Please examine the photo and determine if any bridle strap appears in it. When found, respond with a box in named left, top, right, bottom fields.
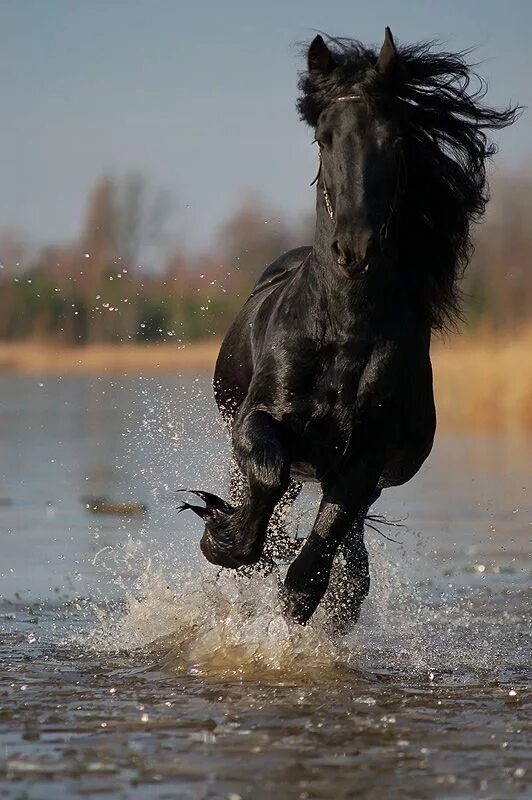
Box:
left=333, top=94, right=363, bottom=103
left=321, top=161, right=335, bottom=222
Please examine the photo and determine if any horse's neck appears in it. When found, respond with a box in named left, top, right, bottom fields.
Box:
left=305, top=198, right=409, bottom=339
left=307, top=203, right=374, bottom=328
left=311, top=199, right=335, bottom=274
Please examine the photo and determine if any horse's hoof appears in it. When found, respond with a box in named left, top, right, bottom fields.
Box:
left=281, top=588, right=316, bottom=625
left=177, top=489, right=263, bottom=570
left=282, top=572, right=328, bottom=625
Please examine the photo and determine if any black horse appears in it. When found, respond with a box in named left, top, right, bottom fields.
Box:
left=179, top=28, right=517, bottom=631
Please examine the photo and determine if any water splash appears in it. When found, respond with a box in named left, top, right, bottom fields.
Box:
left=75, top=376, right=530, bottom=684
left=82, top=540, right=337, bottom=679
left=77, top=528, right=530, bottom=685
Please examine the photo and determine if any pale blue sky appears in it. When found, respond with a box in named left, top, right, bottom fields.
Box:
left=1, top=0, right=530, bottom=261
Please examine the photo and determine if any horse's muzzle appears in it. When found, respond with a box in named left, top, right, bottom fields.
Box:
left=332, top=231, right=374, bottom=273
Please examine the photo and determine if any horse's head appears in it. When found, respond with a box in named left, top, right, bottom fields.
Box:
left=305, top=28, right=404, bottom=274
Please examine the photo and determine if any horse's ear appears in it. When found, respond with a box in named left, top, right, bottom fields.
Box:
left=375, top=26, right=399, bottom=76
left=308, top=35, right=336, bottom=75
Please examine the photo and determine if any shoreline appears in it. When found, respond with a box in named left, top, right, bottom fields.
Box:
left=0, top=340, right=220, bottom=375
left=1, top=330, right=531, bottom=432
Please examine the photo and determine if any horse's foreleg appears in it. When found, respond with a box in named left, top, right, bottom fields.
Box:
left=283, top=499, right=357, bottom=624
left=192, top=410, right=291, bottom=569
left=283, top=472, right=380, bottom=625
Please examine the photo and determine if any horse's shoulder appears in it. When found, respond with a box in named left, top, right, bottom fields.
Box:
left=251, top=246, right=312, bottom=296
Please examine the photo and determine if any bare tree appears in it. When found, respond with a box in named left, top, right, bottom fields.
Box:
left=112, top=173, right=171, bottom=270
left=0, top=228, right=31, bottom=275
left=218, top=195, right=299, bottom=288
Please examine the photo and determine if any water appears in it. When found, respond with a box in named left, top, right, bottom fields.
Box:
left=0, top=373, right=530, bottom=799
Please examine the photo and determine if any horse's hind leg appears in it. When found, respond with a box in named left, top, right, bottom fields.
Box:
left=282, top=463, right=382, bottom=624
left=322, top=508, right=370, bottom=637
left=188, top=409, right=291, bottom=569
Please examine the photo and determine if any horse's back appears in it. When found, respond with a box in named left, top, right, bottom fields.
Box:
left=250, top=246, right=312, bottom=296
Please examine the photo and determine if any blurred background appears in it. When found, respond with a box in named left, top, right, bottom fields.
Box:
left=0, top=0, right=531, bottom=350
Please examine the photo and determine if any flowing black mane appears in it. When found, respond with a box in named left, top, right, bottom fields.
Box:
left=297, top=35, right=519, bottom=329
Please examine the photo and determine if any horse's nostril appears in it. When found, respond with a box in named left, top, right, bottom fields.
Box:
left=332, top=239, right=350, bottom=266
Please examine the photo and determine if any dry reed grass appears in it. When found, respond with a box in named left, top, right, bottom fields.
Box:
left=432, top=326, right=532, bottom=432
left=0, top=340, right=220, bottom=375
left=0, top=328, right=531, bottom=432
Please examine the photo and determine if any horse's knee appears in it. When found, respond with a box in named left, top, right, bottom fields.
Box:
left=234, top=409, right=290, bottom=495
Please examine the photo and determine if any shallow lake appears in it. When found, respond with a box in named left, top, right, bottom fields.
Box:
left=0, top=373, right=530, bottom=799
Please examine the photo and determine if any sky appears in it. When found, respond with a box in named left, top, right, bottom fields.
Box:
left=1, top=0, right=531, bottom=264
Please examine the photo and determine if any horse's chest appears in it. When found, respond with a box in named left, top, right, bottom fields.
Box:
left=282, top=339, right=393, bottom=453
left=291, top=381, right=358, bottom=463
left=290, top=407, right=353, bottom=483
left=310, top=364, right=361, bottom=420
left=288, top=348, right=394, bottom=456
left=306, top=401, right=354, bottom=448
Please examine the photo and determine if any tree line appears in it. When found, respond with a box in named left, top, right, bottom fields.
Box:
left=0, top=171, right=530, bottom=345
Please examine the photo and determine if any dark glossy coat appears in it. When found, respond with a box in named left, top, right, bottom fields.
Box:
left=179, top=28, right=517, bottom=626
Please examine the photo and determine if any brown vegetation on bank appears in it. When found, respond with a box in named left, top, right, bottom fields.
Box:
left=0, top=174, right=312, bottom=346
left=432, top=326, right=532, bottom=432
left=0, top=340, right=220, bottom=375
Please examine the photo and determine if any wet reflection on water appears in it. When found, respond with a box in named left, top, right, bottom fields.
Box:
left=0, top=374, right=530, bottom=798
